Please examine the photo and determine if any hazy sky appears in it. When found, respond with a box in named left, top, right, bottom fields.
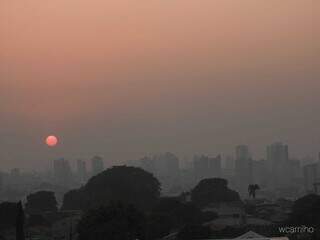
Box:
left=0, top=0, right=318, bottom=170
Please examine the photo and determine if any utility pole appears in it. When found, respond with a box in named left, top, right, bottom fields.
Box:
left=16, top=201, right=25, bottom=240
left=69, top=217, right=73, bottom=240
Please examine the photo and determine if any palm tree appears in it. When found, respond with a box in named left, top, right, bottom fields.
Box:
left=248, top=184, right=260, bottom=199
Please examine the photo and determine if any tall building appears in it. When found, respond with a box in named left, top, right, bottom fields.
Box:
left=303, top=154, right=320, bottom=193
left=252, top=159, right=268, bottom=187
left=303, top=163, right=319, bottom=193
left=157, top=152, right=180, bottom=177
left=77, top=159, right=87, bottom=183
left=53, top=158, right=73, bottom=187
left=266, top=142, right=289, bottom=188
left=139, top=156, right=156, bottom=175
left=236, top=145, right=251, bottom=161
left=193, top=154, right=221, bottom=182
left=209, top=155, right=222, bottom=178
left=267, top=142, right=289, bottom=169
left=91, top=156, right=104, bottom=176
left=289, top=159, right=302, bottom=181
left=224, top=156, right=235, bottom=171
left=235, top=145, right=253, bottom=194
left=221, top=156, right=234, bottom=182
left=152, top=152, right=181, bottom=194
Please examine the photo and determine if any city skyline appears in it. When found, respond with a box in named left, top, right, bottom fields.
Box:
left=0, top=141, right=319, bottom=171
left=1, top=0, right=318, bottom=170
left=1, top=142, right=319, bottom=172
left=0, top=1, right=318, bottom=239
left=2, top=145, right=319, bottom=198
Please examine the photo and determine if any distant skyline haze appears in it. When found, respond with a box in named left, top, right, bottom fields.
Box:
left=0, top=0, right=318, bottom=170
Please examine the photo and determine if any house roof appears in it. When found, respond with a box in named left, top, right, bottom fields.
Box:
left=236, top=231, right=265, bottom=238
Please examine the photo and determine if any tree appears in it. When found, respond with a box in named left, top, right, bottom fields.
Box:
left=147, top=197, right=209, bottom=239
left=0, top=202, right=17, bottom=230
left=27, top=214, right=50, bottom=227
left=61, top=189, right=85, bottom=211
left=16, top=201, right=25, bottom=240
left=289, top=194, right=320, bottom=226
left=152, top=198, right=203, bottom=226
left=248, top=184, right=260, bottom=198
left=191, top=178, right=240, bottom=208
left=146, top=213, right=175, bottom=240
left=62, top=166, right=161, bottom=211
left=77, top=202, right=146, bottom=240
left=148, top=197, right=217, bottom=239
left=25, top=191, right=58, bottom=214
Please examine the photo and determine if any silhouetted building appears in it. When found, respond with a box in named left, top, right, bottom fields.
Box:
left=155, top=152, right=180, bottom=177
left=252, top=159, right=268, bottom=188
left=91, top=156, right=104, bottom=176
left=267, top=142, right=290, bottom=188
left=224, top=156, right=235, bottom=171
left=288, top=159, right=302, bottom=181
left=303, top=163, right=319, bottom=193
left=236, top=145, right=250, bottom=161
left=77, top=159, right=87, bottom=183
left=129, top=153, right=182, bottom=194
left=53, top=158, right=73, bottom=187
left=221, top=156, right=234, bottom=184
left=303, top=155, right=320, bottom=193
left=235, top=145, right=253, bottom=194
left=193, top=154, right=221, bottom=182
left=153, top=152, right=181, bottom=194
left=209, top=155, right=222, bottom=177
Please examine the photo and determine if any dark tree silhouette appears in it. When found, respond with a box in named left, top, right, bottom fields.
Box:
left=25, top=191, right=58, bottom=214
left=147, top=197, right=211, bottom=239
left=16, top=201, right=25, bottom=240
left=191, top=178, right=240, bottom=207
left=289, top=194, right=320, bottom=226
left=147, top=213, right=175, bottom=240
left=0, top=202, right=17, bottom=230
left=62, top=166, right=161, bottom=211
left=248, top=184, right=260, bottom=198
left=77, top=202, right=146, bottom=240
left=61, top=189, right=85, bottom=210
left=152, top=197, right=209, bottom=226
left=27, top=214, right=50, bottom=227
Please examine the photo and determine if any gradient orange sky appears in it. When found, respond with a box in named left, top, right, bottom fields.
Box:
left=0, top=0, right=318, bottom=170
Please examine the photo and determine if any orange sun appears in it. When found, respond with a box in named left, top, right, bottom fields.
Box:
left=46, top=135, right=58, bottom=147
